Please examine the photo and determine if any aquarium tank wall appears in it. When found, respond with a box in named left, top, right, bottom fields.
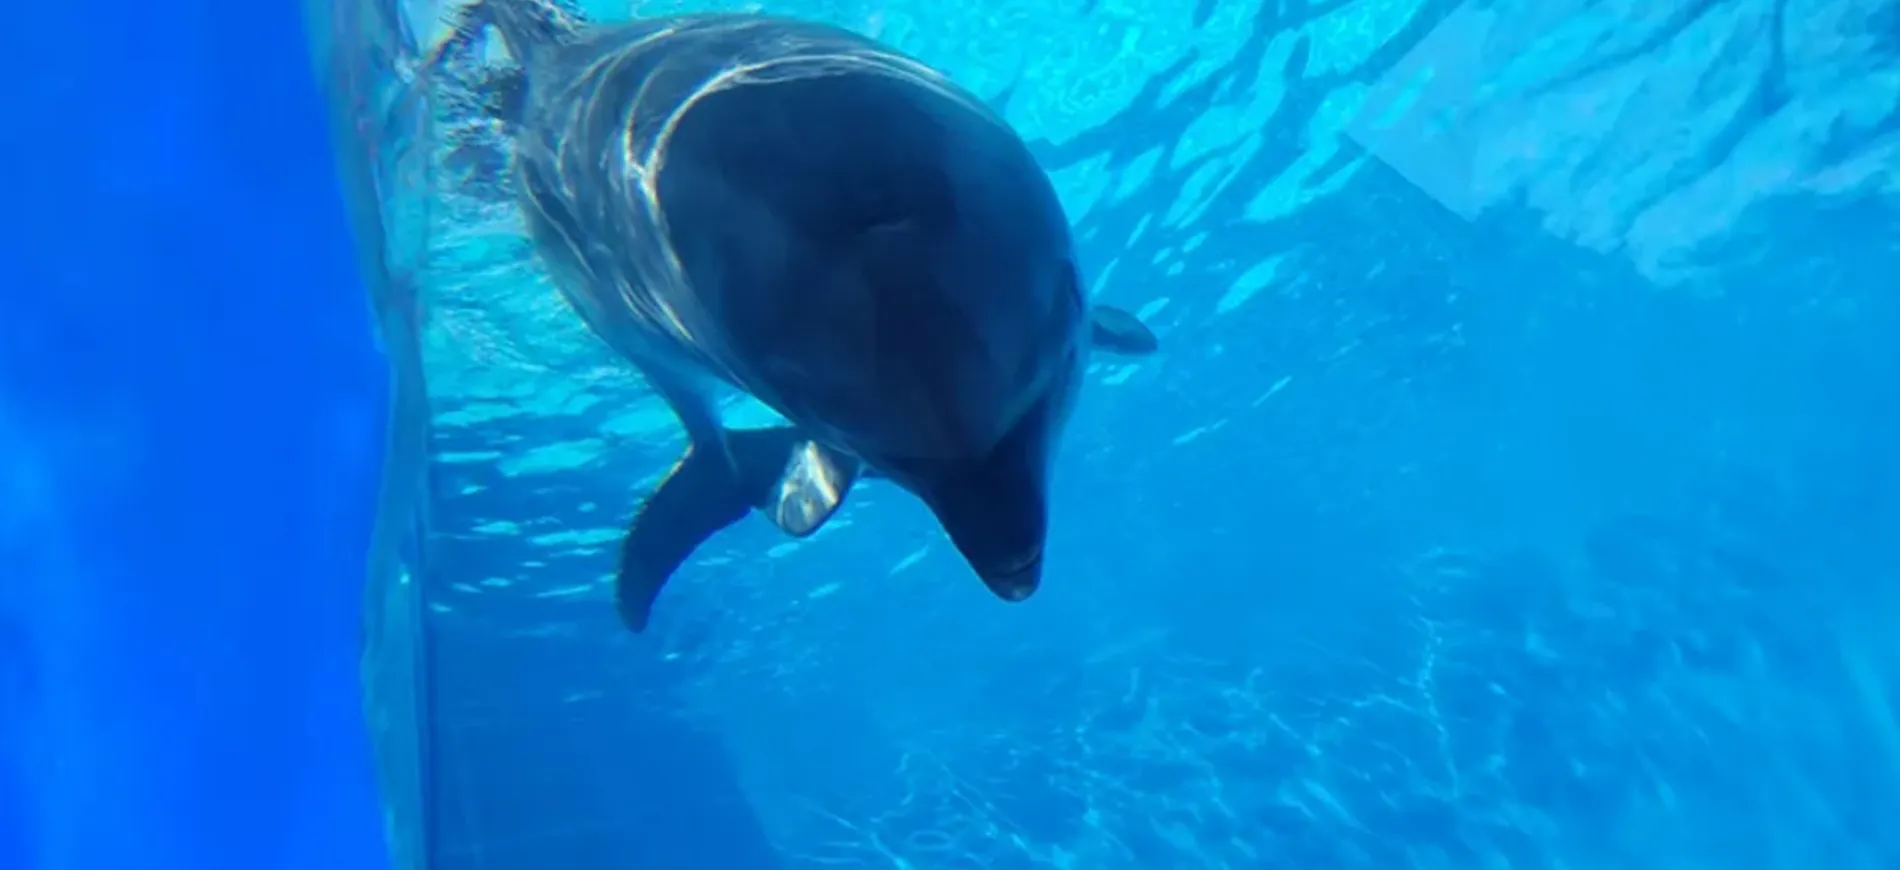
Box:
left=310, top=0, right=1900, bottom=867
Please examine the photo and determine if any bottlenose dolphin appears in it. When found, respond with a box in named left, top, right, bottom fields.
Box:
left=451, top=1, right=1160, bottom=632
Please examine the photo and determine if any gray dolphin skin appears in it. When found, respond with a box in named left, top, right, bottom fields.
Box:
left=451, top=0, right=1160, bottom=632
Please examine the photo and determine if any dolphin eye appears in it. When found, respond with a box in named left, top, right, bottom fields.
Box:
left=840, top=166, right=956, bottom=237
left=846, top=182, right=909, bottom=232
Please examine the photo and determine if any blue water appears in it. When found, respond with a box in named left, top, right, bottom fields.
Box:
left=5, top=2, right=390, bottom=868
left=8, top=0, right=1900, bottom=869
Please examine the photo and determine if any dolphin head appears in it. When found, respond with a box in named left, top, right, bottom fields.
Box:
left=843, top=222, right=1086, bottom=604
left=833, top=166, right=1086, bottom=605
left=653, top=59, right=1092, bottom=600
left=888, top=377, right=1076, bottom=601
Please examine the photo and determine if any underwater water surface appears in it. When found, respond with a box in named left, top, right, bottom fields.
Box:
left=308, top=0, right=1900, bottom=868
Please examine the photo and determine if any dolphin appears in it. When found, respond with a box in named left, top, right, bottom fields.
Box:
left=449, top=1, right=1160, bottom=632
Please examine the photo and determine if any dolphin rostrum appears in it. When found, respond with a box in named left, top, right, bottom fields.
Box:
left=447, top=1, right=1160, bottom=631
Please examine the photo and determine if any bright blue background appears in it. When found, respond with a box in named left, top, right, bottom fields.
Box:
left=2, top=1, right=389, bottom=868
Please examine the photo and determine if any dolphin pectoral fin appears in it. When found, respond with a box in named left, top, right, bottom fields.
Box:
left=770, top=443, right=862, bottom=537
left=728, top=427, right=862, bottom=538
left=615, top=428, right=861, bottom=631
left=615, top=446, right=752, bottom=634
left=1089, top=305, right=1160, bottom=356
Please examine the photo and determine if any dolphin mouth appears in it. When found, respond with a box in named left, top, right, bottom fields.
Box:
left=983, top=548, right=1044, bottom=602
left=996, top=548, right=1042, bottom=577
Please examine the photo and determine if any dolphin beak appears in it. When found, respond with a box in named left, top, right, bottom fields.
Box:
left=980, top=548, right=1044, bottom=602
left=912, top=392, right=1057, bottom=606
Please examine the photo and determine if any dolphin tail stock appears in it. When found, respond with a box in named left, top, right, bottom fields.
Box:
left=418, top=0, right=583, bottom=131
left=614, top=421, right=863, bottom=634
left=1089, top=305, right=1161, bottom=356
left=446, top=0, right=582, bottom=71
